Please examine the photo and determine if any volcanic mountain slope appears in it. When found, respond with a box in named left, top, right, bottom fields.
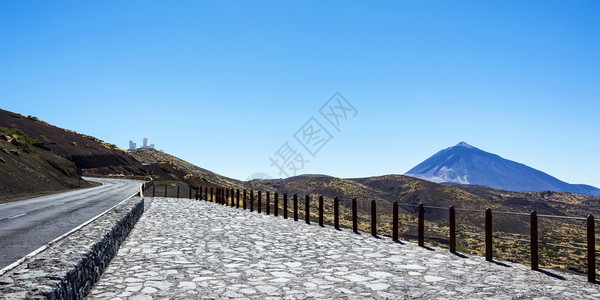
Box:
left=126, top=147, right=600, bottom=236
left=260, top=173, right=600, bottom=232
left=263, top=174, right=505, bottom=210
left=447, top=183, right=600, bottom=218
left=0, top=109, right=138, bottom=169
left=128, top=148, right=268, bottom=191
left=258, top=174, right=530, bottom=232
left=0, top=130, right=96, bottom=203
left=405, top=142, right=600, bottom=196
left=128, top=146, right=600, bottom=221
left=0, top=108, right=143, bottom=201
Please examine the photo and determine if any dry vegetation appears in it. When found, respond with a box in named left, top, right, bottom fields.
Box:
left=128, top=148, right=268, bottom=191
left=128, top=147, right=600, bottom=277
left=206, top=175, right=600, bottom=278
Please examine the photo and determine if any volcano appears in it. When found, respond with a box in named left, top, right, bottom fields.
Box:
left=405, top=142, right=600, bottom=196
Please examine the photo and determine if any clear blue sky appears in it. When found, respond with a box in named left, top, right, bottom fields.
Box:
left=1, top=1, right=599, bottom=187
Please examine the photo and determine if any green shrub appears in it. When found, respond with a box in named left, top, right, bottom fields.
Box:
left=0, top=127, right=41, bottom=145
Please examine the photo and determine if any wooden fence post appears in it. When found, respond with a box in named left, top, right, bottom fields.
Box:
left=283, top=193, right=288, bottom=219
left=236, top=189, right=240, bottom=208
left=258, top=191, right=262, bottom=213
left=250, top=190, right=254, bottom=212
left=164, top=185, right=168, bottom=198
left=293, top=194, right=298, bottom=221
left=152, top=185, right=155, bottom=197
left=449, top=206, right=456, bottom=253
left=485, top=208, right=493, bottom=261
left=334, top=197, right=339, bottom=230
left=530, top=211, right=538, bottom=270
left=371, top=200, right=377, bottom=236
left=588, top=215, right=596, bottom=282
left=305, top=195, right=310, bottom=224
left=418, top=203, right=424, bottom=246
left=319, top=196, right=324, bottom=227
left=393, top=201, right=398, bottom=241
left=266, top=192, right=271, bottom=215
left=352, top=198, right=358, bottom=233
left=243, top=190, right=247, bottom=210
left=274, top=192, right=279, bottom=216
left=177, top=185, right=180, bottom=199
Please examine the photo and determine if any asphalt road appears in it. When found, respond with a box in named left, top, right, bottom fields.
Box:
left=0, top=177, right=143, bottom=270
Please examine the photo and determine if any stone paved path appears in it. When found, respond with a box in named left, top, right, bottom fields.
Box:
left=87, top=198, right=600, bottom=299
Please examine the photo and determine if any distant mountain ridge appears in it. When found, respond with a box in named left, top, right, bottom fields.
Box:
left=405, top=142, right=600, bottom=197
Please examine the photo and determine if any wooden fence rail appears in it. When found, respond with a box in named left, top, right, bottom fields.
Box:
left=149, top=184, right=598, bottom=282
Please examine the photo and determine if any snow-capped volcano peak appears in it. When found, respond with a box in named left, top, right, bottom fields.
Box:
left=405, top=142, right=600, bottom=196
left=454, top=141, right=474, bottom=148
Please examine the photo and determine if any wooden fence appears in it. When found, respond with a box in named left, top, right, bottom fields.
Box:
left=149, top=184, right=597, bottom=282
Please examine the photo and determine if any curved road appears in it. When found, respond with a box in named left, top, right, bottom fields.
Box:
left=0, top=177, right=143, bottom=269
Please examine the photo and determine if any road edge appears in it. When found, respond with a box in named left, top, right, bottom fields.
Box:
left=0, top=180, right=129, bottom=277
left=0, top=194, right=145, bottom=299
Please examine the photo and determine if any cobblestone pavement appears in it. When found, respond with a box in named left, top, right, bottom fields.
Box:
left=87, top=198, right=600, bottom=299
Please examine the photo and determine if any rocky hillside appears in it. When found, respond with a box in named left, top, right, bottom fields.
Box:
left=0, top=108, right=143, bottom=201
left=258, top=174, right=531, bottom=233
left=128, top=148, right=264, bottom=190
left=447, top=183, right=600, bottom=217
left=0, top=129, right=97, bottom=203
left=0, top=109, right=138, bottom=169
left=128, top=147, right=600, bottom=225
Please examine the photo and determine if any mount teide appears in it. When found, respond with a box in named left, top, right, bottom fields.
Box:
left=405, top=142, right=600, bottom=196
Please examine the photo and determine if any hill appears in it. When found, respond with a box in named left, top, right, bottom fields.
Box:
left=447, top=182, right=600, bottom=217
left=259, top=174, right=529, bottom=233
left=0, top=128, right=97, bottom=203
left=0, top=109, right=138, bottom=169
left=0, top=108, right=142, bottom=201
left=103, top=147, right=600, bottom=270
left=127, top=148, right=267, bottom=190
left=405, top=142, right=600, bottom=196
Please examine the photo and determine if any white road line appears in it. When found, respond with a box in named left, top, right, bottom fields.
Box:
left=0, top=180, right=144, bottom=277
left=8, top=213, right=26, bottom=219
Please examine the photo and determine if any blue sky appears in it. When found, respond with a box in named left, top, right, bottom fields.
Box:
left=1, top=1, right=599, bottom=187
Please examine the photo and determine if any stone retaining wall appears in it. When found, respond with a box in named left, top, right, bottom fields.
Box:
left=0, top=197, right=144, bottom=300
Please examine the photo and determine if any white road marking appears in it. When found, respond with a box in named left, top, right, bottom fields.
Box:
left=0, top=179, right=143, bottom=277
left=8, top=213, right=26, bottom=219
